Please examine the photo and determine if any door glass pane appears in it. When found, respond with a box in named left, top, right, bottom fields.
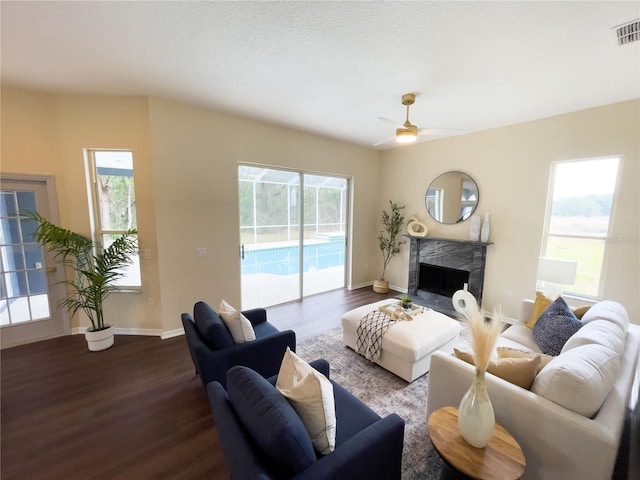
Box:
left=0, top=189, right=51, bottom=326
left=302, top=174, right=347, bottom=296
left=239, top=166, right=301, bottom=309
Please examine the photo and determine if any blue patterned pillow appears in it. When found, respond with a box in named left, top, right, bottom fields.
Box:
left=533, top=297, right=583, bottom=356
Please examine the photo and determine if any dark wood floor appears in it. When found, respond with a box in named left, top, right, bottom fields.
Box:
left=0, top=287, right=398, bottom=480
left=2, top=286, right=637, bottom=479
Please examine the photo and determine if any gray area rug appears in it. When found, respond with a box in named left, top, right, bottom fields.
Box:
left=297, top=327, right=468, bottom=480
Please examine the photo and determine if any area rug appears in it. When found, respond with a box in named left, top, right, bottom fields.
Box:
left=297, top=327, right=470, bottom=480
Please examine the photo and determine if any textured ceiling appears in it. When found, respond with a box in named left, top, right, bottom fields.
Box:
left=1, top=1, right=639, bottom=149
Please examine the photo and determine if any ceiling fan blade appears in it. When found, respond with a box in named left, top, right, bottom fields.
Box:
left=378, top=116, right=403, bottom=128
left=418, top=128, right=466, bottom=137
left=373, top=135, right=395, bottom=147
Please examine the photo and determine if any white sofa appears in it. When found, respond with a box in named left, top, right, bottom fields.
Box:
left=427, top=299, right=640, bottom=480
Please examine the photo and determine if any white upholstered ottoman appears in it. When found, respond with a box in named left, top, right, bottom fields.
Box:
left=341, top=299, right=461, bottom=382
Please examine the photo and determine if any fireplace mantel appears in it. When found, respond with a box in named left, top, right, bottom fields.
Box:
left=407, top=236, right=493, bottom=316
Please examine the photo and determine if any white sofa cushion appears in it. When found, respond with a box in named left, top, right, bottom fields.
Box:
left=561, top=319, right=625, bottom=355
left=531, top=343, right=621, bottom=417
left=499, top=324, right=543, bottom=353
left=582, top=300, right=629, bottom=332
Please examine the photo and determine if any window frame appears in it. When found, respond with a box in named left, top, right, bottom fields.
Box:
left=85, top=148, right=141, bottom=291
left=539, top=156, right=622, bottom=300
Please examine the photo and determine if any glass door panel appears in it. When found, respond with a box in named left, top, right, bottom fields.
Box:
left=0, top=177, right=68, bottom=348
left=302, top=174, right=347, bottom=297
left=239, top=166, right=301, bottom=309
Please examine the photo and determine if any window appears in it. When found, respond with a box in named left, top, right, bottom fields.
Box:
left=540, top=157, right=620, bottom=298
left=86, top=150, right=140, bottom=288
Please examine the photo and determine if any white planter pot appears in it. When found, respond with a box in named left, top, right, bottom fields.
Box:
left=85, top=325, right=115, bottom=352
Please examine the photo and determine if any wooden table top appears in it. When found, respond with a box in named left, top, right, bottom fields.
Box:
left=428, top=406, right=526, bottom=480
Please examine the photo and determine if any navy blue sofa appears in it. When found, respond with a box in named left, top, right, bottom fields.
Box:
left=207, top=360, right=405, bottom=479
left=181, top=301, right=296, bottom=387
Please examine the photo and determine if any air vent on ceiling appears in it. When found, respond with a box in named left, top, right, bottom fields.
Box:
left=616, top=19, right=640, bottom=45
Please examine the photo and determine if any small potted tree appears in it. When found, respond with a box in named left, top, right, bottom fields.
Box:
left=374, top=201, right=405, bottom=293
left=27, top=211, right=138, bottom=351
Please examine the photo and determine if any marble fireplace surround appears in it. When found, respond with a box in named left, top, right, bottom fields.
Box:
left=407, top=236, right=492, bottom=317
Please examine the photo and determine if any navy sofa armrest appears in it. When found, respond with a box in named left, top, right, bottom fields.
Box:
left=181, top=313, right=201, bottom=375
left=242, top=308, right=267, bottom=326
left=196, top=329, right=296, bottom=387
left=207, top=382, right=272, bottom=479
left=293, top=413, right=405, bottom=480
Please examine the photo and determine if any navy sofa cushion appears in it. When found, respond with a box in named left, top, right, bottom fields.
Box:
left=533, top=297, right=583, bottom=356
left=193, top=301, right=234, bottom=350
left=226, top=366, right=316, bottom=477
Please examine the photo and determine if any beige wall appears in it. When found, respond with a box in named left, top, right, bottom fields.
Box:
left=1, top=87, right=162, bottom=333
left=379, top=99, right=639, bottom=322
left=2, top=86, right=637, bottom=334
left=147, top=97, right=381, bottom=332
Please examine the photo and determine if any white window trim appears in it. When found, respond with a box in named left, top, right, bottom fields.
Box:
left=539, top=155, right=622, bottom=300
left=84, top=148, right=142, bottom=292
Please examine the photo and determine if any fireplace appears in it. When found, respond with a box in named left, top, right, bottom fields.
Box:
left=408, top=236, right=492, bottom=316
left=419, top=263, right=470, bottom=298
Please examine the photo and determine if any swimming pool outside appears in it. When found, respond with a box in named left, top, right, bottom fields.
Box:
left=241, top=235, right=345, bottom=276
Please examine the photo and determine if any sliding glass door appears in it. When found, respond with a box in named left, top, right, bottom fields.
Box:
left=239, top=166, right=348, bottom=309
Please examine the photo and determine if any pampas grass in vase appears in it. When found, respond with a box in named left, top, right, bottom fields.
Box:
left=457, top=296, right=504, bottom=448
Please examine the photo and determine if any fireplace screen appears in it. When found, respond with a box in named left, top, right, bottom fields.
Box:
left=418, top=263, right=470, bottom=298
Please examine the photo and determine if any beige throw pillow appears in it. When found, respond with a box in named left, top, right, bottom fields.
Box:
left=454, top=348, right=541, bottom=390
left=218, top=299, right=256, bottom=343
left=497, top=347, right=554, bottom=373
left=276, top=347, right=336, bottom=454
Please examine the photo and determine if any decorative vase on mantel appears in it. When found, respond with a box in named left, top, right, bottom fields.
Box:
left=480, top=213, right=491, bottom=243
left=458, top=368, right=495, bottom=448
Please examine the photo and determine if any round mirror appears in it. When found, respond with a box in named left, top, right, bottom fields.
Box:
left=425, top=171, right=479, bottom=224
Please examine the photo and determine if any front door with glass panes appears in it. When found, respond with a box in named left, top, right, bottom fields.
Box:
left=0, top=177, right=68, bottom=348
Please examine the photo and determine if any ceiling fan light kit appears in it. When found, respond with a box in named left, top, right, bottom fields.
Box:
left=396, top=127, right=418, bottom=143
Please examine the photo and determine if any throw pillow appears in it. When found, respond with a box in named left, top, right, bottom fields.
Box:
left=276, top=347, right=336, bottom=455
left=525, top=291, right=552, bottom=328
left=453, top=348, right=541, bottom=390
left=532, top=297, right=582, bottom=356
left=193, top=301, right=234, bottom=350
left=226, top=366, right=316, bottom=477
left=218, top=299, right=256, bottom=343
left=496, top=347, right=554, bottom=373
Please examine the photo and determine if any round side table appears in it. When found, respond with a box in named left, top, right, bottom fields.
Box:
left=427, top=406, right=526, bottom=480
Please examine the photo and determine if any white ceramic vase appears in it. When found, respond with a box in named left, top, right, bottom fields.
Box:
left=469, top=215, right=481, bottom=241
left=458, top=369, right=495, bottom=448
left=481, top=213, right=491, bottom=243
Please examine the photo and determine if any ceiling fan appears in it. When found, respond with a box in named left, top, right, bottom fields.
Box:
left=374, top=93, right=464, bottom=147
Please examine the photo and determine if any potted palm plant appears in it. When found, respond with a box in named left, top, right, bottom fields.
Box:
left=26, top=211, right=138, bottom=351
left=374, top=201, right=405, bottom=293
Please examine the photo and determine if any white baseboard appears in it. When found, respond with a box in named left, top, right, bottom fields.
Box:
left=161, top=328, right=185, bottom=340
left=72, top=326, right=174, bottom=338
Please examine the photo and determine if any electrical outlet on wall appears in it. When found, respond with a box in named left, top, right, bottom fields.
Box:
left=197, top=247, right=207, bottom=257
